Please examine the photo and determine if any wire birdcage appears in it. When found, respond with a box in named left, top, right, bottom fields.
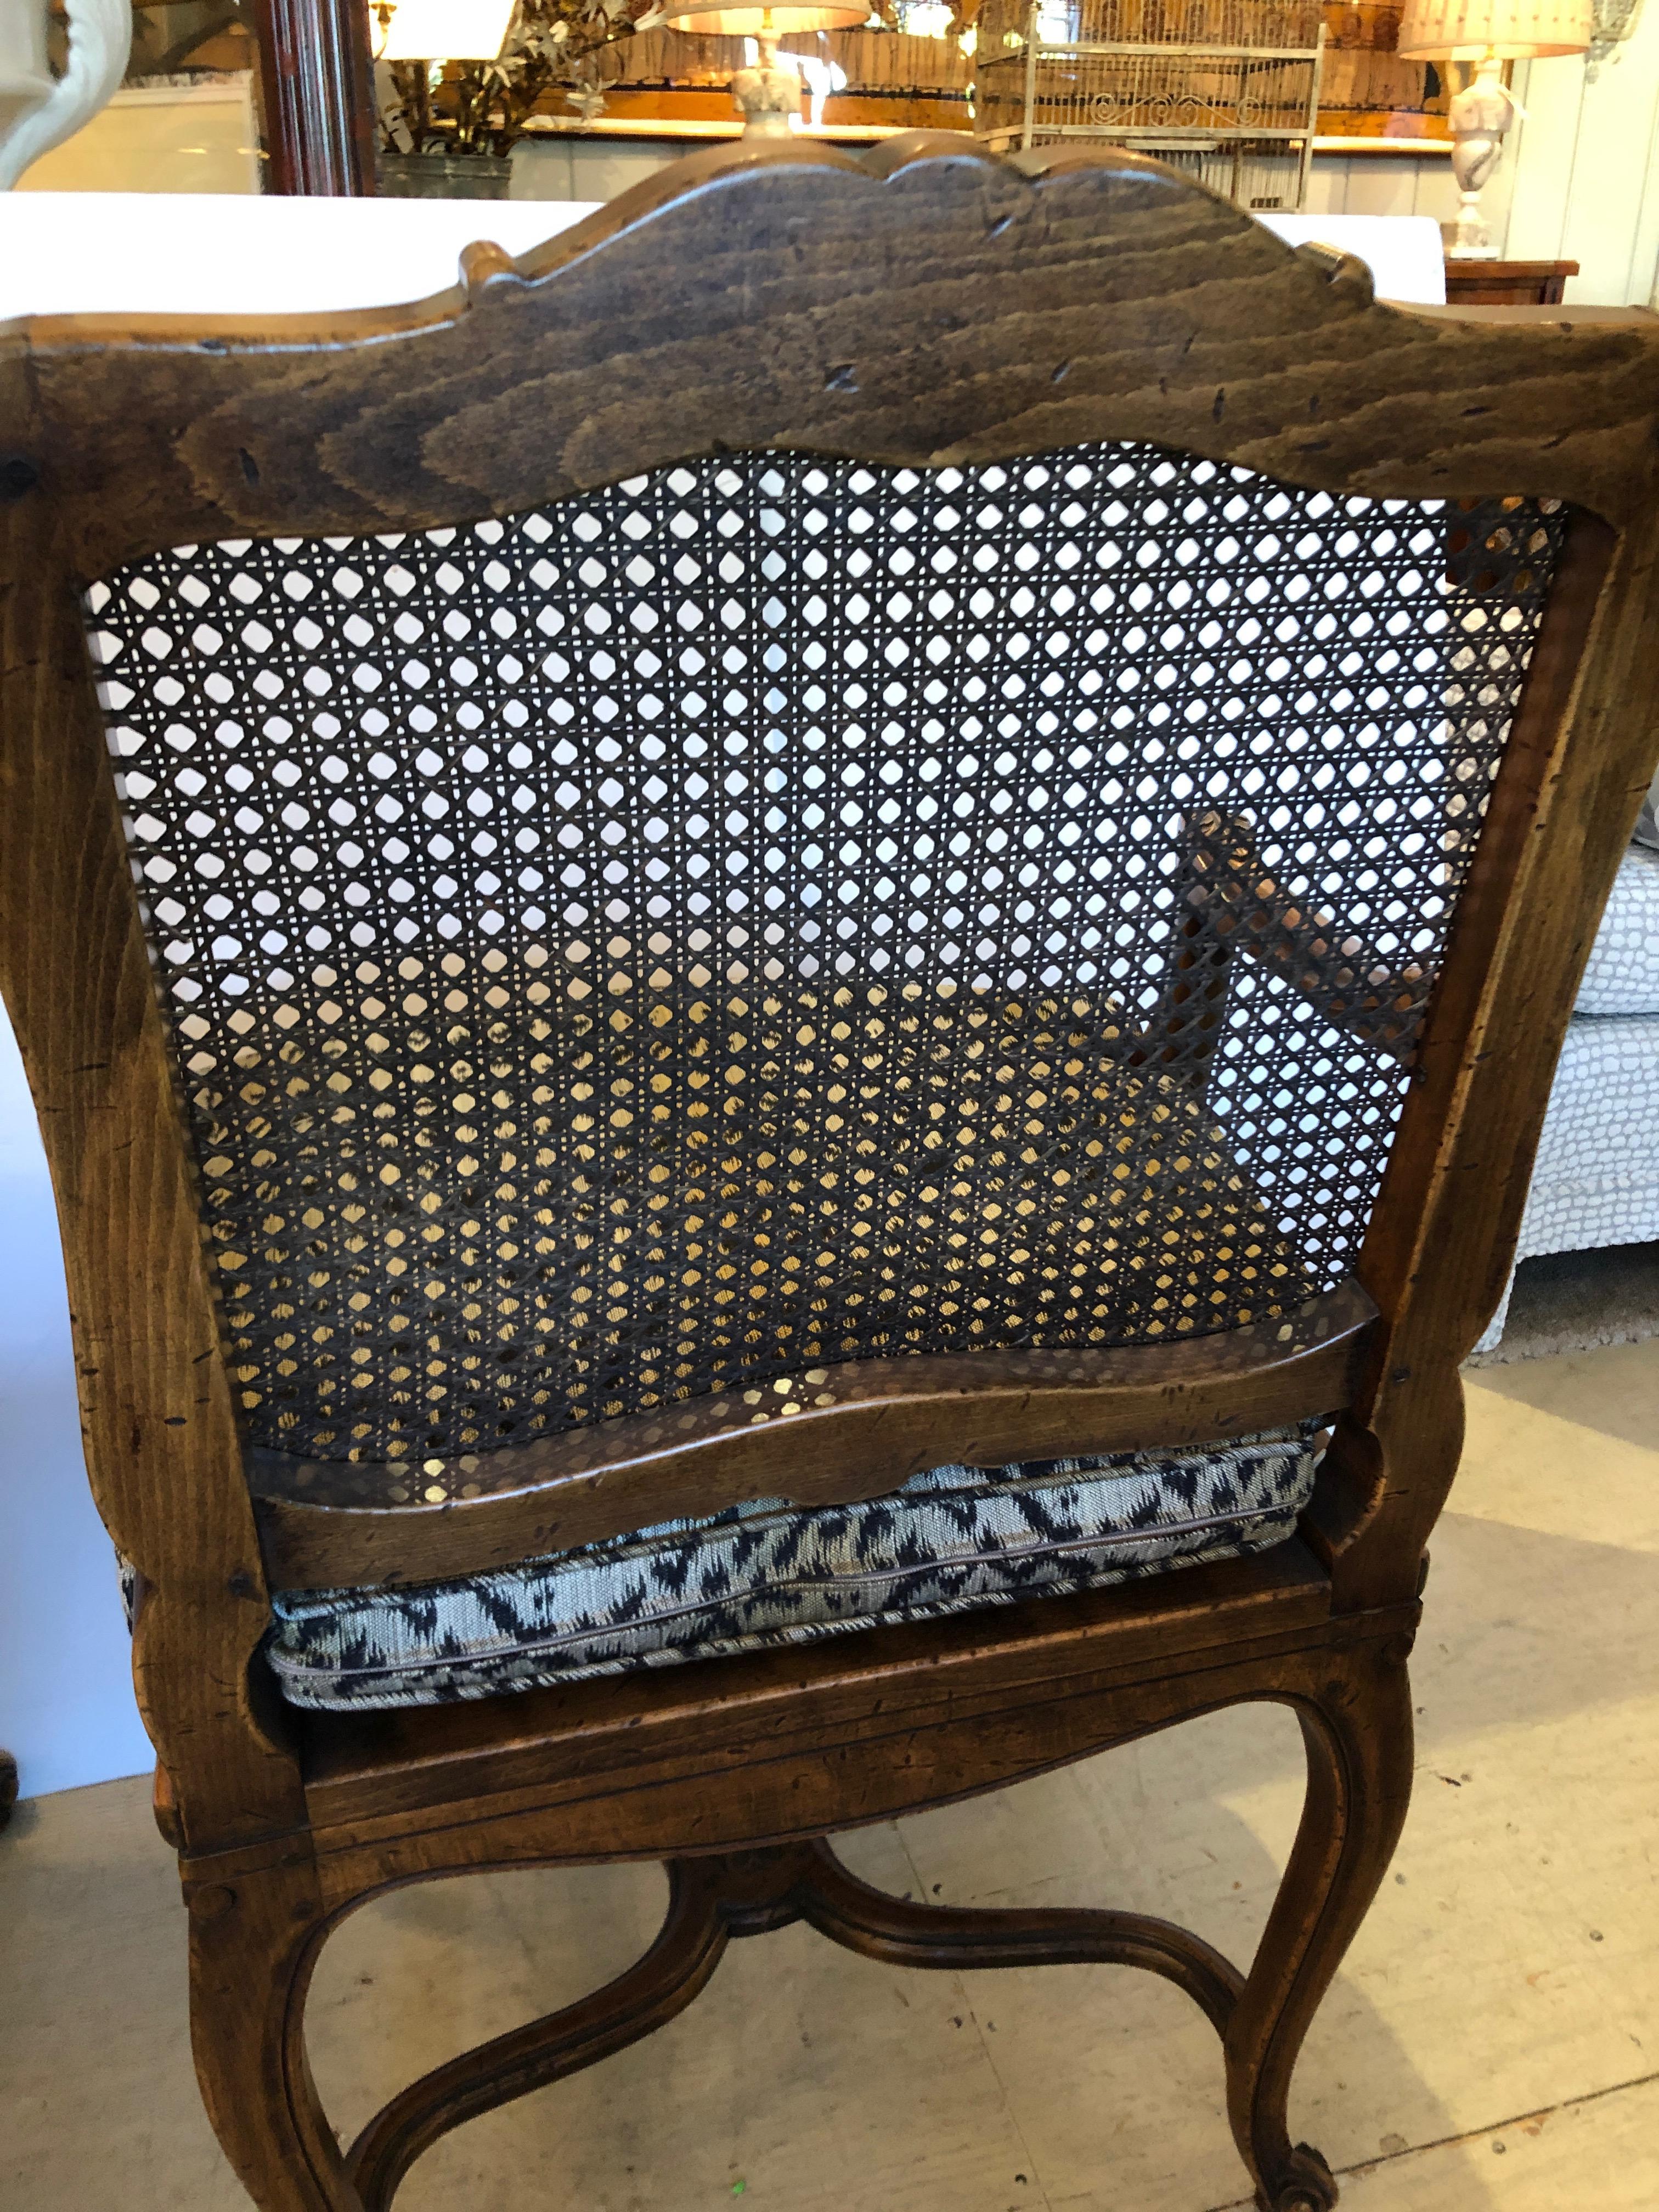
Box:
left=974, top=0, right=1327, bottom=212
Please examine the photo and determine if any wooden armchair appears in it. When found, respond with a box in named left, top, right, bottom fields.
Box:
left=3, top=140, right=1656, bottom=2212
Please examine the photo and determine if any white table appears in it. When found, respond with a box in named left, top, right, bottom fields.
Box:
left=0, top=192, right=1446, bottom=318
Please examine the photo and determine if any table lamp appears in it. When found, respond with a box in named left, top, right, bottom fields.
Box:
left=658, top=2, right=868, bottom=134
left=1398, top=0, right=1592, bottom=257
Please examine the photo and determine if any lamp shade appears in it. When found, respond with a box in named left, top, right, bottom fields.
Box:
left=377, top=0, right=517, bottom=60
left=1396, top=0, right=1591, bottom=58
left=659, top=1, right=868, bottom=33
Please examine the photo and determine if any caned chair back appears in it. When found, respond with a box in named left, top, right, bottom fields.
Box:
left=87, top=454, right=1559, bottom=1473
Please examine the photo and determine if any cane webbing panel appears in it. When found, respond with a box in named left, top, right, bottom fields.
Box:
left=84, top=446, right=1565, bottom=1475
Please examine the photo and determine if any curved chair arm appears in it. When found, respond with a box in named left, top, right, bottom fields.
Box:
left=1181, top=811, right=1430, bottom=1066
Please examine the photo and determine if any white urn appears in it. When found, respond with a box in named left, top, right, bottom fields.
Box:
left=0, top=0, right=132, bottom=190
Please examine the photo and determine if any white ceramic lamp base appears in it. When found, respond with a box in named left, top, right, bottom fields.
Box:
left=658, top=0, right=867, bottom=137
left=1446, top=53, right=1516, bottom=259
left=731, top=33, right=802, bottom=137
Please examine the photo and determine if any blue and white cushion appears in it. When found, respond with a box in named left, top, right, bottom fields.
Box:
left=264, top=1425, right=1323, bottom=1711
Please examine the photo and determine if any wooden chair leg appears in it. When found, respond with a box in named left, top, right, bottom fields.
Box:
left=177, top=1644, right=1414, bottom=2212
left=187, top=1853, right=362, bottom=2212
left=798, top=1837, right=1244, bottom=2035
left=1223, top=1633, right=1417, bottom=2212
left=345, top=1862, right=730, bottom=2212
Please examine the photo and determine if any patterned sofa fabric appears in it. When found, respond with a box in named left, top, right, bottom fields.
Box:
left=1635, top=766, right=1659, bottom=856
left=1500, top=1013, right=1659, bottom=1264
left=1574, top=844, right=1659, bottom=1017
left=1476, top=842, right=1659, bottom=1350
left=266, top=1425, right=1324, bottom=1711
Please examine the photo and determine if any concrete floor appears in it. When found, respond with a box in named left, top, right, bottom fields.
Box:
left=4, top=1339, right=1657, bottom=2212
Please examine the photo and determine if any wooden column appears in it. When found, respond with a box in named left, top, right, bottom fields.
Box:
left=254, top=0, right=377, bottom=195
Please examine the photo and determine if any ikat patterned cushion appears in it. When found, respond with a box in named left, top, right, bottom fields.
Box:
left=265, top=1423, right=1323, bottom=1710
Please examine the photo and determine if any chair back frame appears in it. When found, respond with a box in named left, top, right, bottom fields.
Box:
left=3, top=136, right=1657, bottom=1860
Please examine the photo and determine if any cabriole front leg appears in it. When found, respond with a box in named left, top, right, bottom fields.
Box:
left=1223, top=1635, right=1416, bottom=2211
left=187, top=1853, right=361, bottom=2212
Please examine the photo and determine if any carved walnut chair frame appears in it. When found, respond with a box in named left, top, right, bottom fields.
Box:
left=2, top=139, right=1657, bottom=2212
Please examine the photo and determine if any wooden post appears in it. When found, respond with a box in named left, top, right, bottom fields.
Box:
left=254, top=0, right=377, bottom=195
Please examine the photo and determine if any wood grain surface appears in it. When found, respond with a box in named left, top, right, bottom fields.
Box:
left=5, top=139, right=1657, bottom=583
left=253, top=1281, right=1374, bottom=1592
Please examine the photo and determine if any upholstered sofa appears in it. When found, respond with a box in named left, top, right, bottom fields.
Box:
left=1480, top=782, right=1659, bottom=1348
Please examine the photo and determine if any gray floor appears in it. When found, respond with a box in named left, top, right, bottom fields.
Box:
left=1468, top=1239, right=1659, bottom=1367
left=5, top=1339, right=1658, bottom=2211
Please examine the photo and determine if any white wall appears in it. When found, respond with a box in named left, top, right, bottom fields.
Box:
left=1505, top=10, right=1659, bottom=304
left=0, top=1018, right=153, bottom=1799
left=17, top=76, right=262, bottom=196
left=1305, top=145, right=1474, bottom=234
left=512, top=133, right=693, bottom=202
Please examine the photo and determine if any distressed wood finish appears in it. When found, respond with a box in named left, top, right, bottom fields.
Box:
left=0, top=491, right=302, bottom=1849
left=296, top=1548, right=1413, bottom=1897
left=1310, top=506, right=1659, bottom=1609
left=266, top=1599, right=1417, bottom=2212
left=1440, top=258, right=1578, bottom=307
left=301, top=1543, right=1336, bottom=1852
left=10, top=143, right=1659, bottom=579
left=340, top=1834, right=1255, bottom=2211
left=4, top=141, right=1659, bottom=2212
left=255, top=1280, right=1375, bottom=1591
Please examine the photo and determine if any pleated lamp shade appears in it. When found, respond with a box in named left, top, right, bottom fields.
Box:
left=660, top=0, right=868, bottom=31
left=1396, top=0, right=1592, bottom=57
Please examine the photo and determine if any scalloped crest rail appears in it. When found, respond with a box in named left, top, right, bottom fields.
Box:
left=3, top=139, right=1658, bottom=2212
